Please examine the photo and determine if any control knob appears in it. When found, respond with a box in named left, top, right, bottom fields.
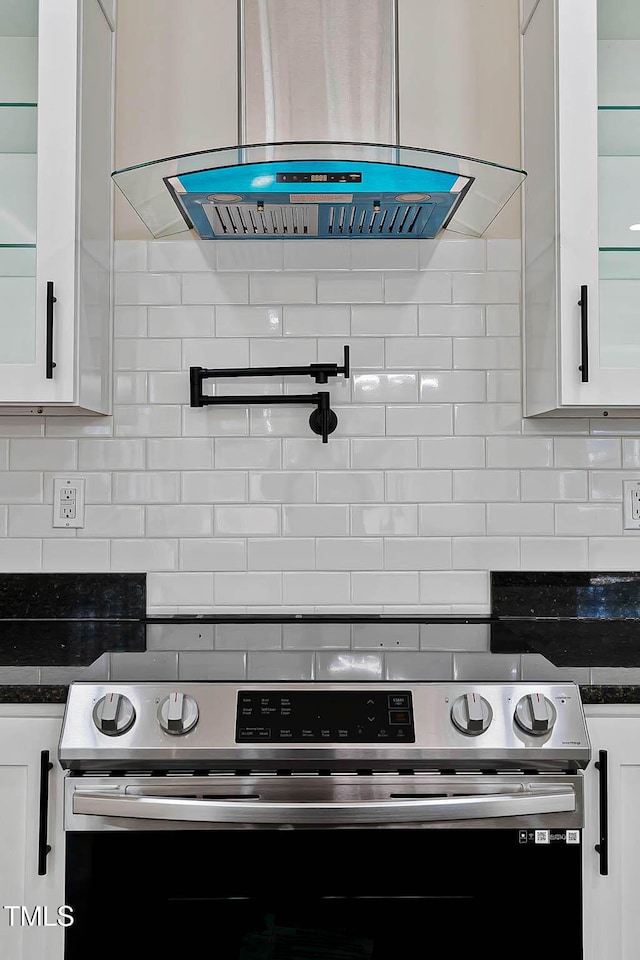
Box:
left=514, top=693, right=557, bottom=736
left=451, top=692, right=493, bottom=736
left=157, top=692, right=199, bottom=735
left=93, top=693, right=135, bottom=736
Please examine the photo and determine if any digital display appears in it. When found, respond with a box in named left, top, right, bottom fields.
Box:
left=236, top=690, right=415, bottom=743
left=276, top=172, right=362, bottom=184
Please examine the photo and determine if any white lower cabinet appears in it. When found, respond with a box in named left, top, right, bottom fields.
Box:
left=0, top=706, right=65, bottom=960
left=584, top=706, right=640, bottom=960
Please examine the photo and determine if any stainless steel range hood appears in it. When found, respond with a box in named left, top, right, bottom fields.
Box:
left=112, top=0, right=525, bottom=241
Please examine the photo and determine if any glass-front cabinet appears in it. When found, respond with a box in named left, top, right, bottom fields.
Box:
left=0, top=0, right=113, bottom=413
left=522, top=0, right=640, bottom=414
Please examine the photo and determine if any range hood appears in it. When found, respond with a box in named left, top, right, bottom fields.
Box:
left=112, top=1, right=525, bottom=241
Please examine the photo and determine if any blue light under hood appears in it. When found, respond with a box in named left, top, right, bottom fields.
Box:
left=165, top=159, right=471, bottom=239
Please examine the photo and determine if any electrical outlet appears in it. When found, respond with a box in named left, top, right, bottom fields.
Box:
left=53, top=477, right=86, bottom=528
left=623, top=479, right=640, bottom=530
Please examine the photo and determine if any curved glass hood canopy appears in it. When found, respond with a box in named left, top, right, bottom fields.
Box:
left=112, top=141, right=526, bottom=241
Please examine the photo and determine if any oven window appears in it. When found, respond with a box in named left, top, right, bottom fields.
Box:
left=65, top=830, right=582, bottom=959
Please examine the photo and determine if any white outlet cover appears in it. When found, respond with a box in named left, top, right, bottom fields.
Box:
left=52, top=477, right=86, bottom=528
left=623, top=479, right=640, bottom=530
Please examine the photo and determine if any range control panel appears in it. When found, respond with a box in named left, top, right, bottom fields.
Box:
left=236, top=690, right=415, bottom=743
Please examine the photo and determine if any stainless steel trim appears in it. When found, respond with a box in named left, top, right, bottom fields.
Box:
left=73, top=785, right=576, bottom=825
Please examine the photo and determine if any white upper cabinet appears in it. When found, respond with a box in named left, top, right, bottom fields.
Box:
left=0, top=0, right=114, bottom=414
left=522, top=0, right=640, bottom=414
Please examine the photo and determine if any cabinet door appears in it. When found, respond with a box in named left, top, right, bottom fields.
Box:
left=0, top=716, right=65, bottom=960
left=583, top=715, right=640, bottom=960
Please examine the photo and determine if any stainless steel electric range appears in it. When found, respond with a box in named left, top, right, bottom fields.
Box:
left=59, top=681, right=591, bottom=958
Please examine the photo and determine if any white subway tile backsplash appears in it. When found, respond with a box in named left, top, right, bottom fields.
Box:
left=180, top=538, right=246, bottom=571
left=216, top=572, right=282, bottom=605
left=283, top=305, right=350, bottom=337
left=250, top=273, right=316, bottom=304
left=0, top=539, right=41, bottom=570
left=4, top=238, right=640, bottom=630
left=452, top=536, right=520, bottom=569
left=111, top=539, right=178, bottom=571
left=115, top=338, right=181, bottom=371
left=454, top=403, right=522, bottom=435
left=115, top=272, right=181, bottom=305
left=215, top=438, right=281, bottom=469
left=520, top=537, right=589, bottom=570
left=317, top=471, right=384, bottom=502
left=182, top=272, right=248, bottom=304
left=384, top=537, right=452, bottom=570
left=351, top=304, right=417, bottom=336
left=114, top=405, right=182, bottom=437
left=284, top=239, right=351, bottom=271
left=485, top=304, right=521, bottom=336
left=248, top=652, right=313, bottom=681
left=215, top=505, right=280, bottom=536
left=385, top=470, right=451, bottom=502
left=386, top=337, right=452, bottom=369
left=421, top=623, right=490, bottom=651
left=315, top=652, right=383, bottom=680
left=283, top=623, right=350, bottom=650
left=351, top=438, right=417, bottom=469
left=454, top=652, right=519, bottom=680
left=418, top=304, right=484, bottom=336
left=114, top=240, right=147, bottom=272
left=248, top=538, right=315, bottom=570
left=384, top=272, right=452, bottom=303
left=420, top=571, right=489, bottom=606
left=555, top=503, right=622, bottom=536
left=453, top=469, right=520, bottom=501
left=283, top=572, right=350, bottom=605
left=454, top=337, right=520, bottom=369
left=147, top=438, right=212, bottom=470
left=486, top=437, right=553, bottom=468
left=554, top=437, right=621, bottom=469
left=282, top=505, right=349, bottom=537
left=487, top=502, right=555, bottom=535
left=588, top=537, right=640, bottom=567
left=178, top=652, right=247, bottom=680
left=114, top=305, right=147, bottom=338
left=214, top=624, right=281, bottom=651
left=353, top=373, right=418, bottom=404
left=316, top=538, right=384, bottom=570
left=386, top=652, right=453, bottom=680
left=351, top=239, right=419, bottom=271
left=0, top=471, right=42, bottom=502
left=217, top=240, right=283, bottom=273
left=319, top=273, right=384, bottom=303
left=486, top=370, right=522, bottom=402
left=452, top=271, right=520, bottom=303
left=419, top=437, right=485, bottom=469
left=149, top=572, right=214, bottom=606
left=420, top=371, right=485, bottom=403
left=116, top=372, right=148, bottom=404
left=113, top=472, right=179, bottom=503
left=420, top=239, right=486, bottom=271
left=419, top=503, right=486, bottom=536
left=486, top=240, right=521, bottom=271
left=148, top=306, right=214, bottom=338
left=42, top=539, right=110, bottom=571
left=283, top=439, right=349, bottom=470
left=10, top=438, right=77, bottom=471
left=351, top=504, right=418, bottom=536
left=520, top=469, right=588, bottom=501
left=147, top=240, right=216, bottom=273
left=147, top=504, right=213, bottom=537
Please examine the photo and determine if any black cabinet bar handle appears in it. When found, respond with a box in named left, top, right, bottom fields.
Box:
left=578, top=284, right=589, bottom=382
left=37, top=750, right=53, bottom=876
left=594, top=749, right=608, bottom=876
left=46, top=281, right=57, bottom=379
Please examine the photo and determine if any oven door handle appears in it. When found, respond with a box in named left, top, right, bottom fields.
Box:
left=72, top=786, right=576, bottom=825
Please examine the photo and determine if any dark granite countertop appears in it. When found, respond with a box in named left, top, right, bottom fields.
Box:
left=2, top=684, right=640, bottom=705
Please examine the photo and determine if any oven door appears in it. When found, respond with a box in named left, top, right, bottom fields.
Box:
left=64, top=774, right=584, bottom=959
